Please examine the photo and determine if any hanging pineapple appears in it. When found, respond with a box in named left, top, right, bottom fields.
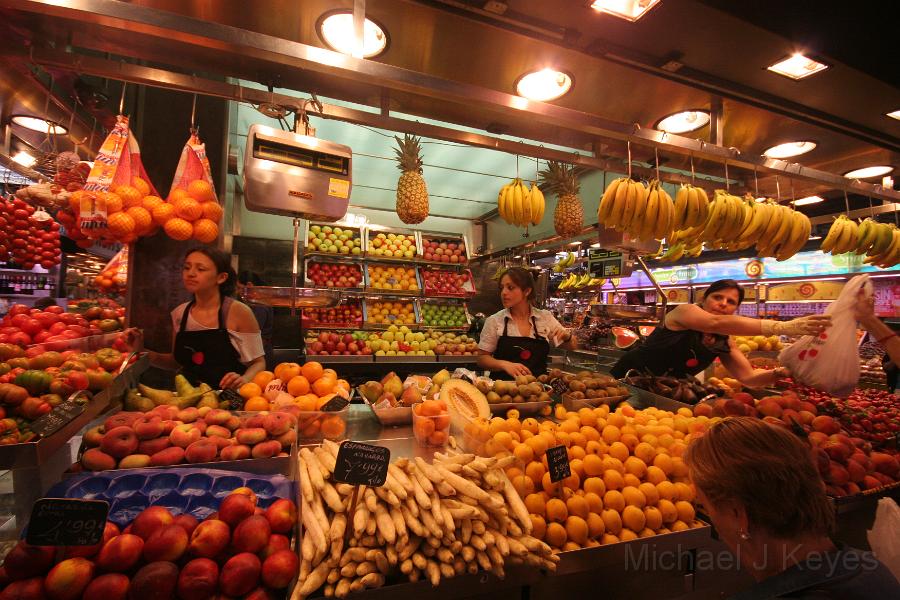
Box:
left=393, top=134, right=429, bottom=224
left=539, top=161, right=584, bottom=238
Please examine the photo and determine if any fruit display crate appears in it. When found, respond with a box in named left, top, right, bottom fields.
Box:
left=420, top=266, right=477, bottom=298
left=374, top=354, right=440, bottom=363
left=301, top=297, right=365, bottom=329
left=310, top=354, right=375, bottom=364
left=303, top=256, right=365, bottom=291
left=622, top=382, right=694, bottom=412
left=830, top=480, right=900, bottom=514
left=418, top=232, right=471, bottom=266
left=418, top=299, right=471, bottom=330
left=364, top=262, right=423, bottom=296
left=363, top=228, right=421, bottom=261
left=303, top=221, right=365, bottom=257
left=437, top=354, right=479, bottom=363
left=362, top=298, right=421, bottom=329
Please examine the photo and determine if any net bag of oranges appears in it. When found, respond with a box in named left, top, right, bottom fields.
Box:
left=157, top=130, right=223, bottom=244
left=93, top=245, right=129, bottom=296
left=69, top=114, right=162, bottom=245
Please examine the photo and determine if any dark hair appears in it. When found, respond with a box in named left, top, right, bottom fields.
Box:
left=238, top=271, right=266, bottom=286
left=703, top=279, right=744, bottom=304
left=500, top=267, right=536, bottom=302
left=32, top=297, right=58, bottom=310
left=184, top=246, right=237, bottom=297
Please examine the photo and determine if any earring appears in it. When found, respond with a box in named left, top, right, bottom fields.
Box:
left=739, top=529, right=750, bottom=541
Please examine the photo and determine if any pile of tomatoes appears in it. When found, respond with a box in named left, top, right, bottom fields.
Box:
left=0, top=197, right=61, bottom=269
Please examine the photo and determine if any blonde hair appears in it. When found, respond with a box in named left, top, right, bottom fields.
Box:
left=684, top=417, right=834, bottom=538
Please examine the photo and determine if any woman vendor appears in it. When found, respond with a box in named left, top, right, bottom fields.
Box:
left=477, top=267, right=576, bottom=379
left=126, top=247, right=266, bottom=389
left=610, top=279, right=830, bottom=386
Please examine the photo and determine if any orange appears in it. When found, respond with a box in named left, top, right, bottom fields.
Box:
left=584, top=492, right=603, bottom=514
left=601, top=509, right=623, bottom=536
left=545, top=498, right=568, bottom=523
left=322, top=368, right=338, bottom=379
left=188, top=179, right=217, bottom=202
left=107, top=211, right=135, bottom=237
left=239, top=382, right=262, bottom=399
left=335, top=379, right=351, bottom=394
left=428, top=430, right=448, bottom=446
left=602, top=470, right=624, bottom=491
left=530, top=515, right=546, bottom=540
left=69, top=190, right=87, bottom=214
left=201, top=201, right=224, bottom=223
left=131, top=176, right=151, bottom=197
left=603, top=490, right=626, bottom=513
left=169, top=188, right=189, bottom=204
left=275, top=362, right=302, bottom=381
left=525, top=461, right=546, bottom=484
left=286, top=375, right=311, bottom=396
left=126, top=206, right=153, bottom=235
left=193, top=218, right=219, bottom=243
left=565, top=516, right=588, bottom=545
left=252, top=371, right=275, bottom=388
left=142, top=195, right=164, bottom=213
left=152, top=202, right=176, bottom=225
left=524, top=492, right=546, bottom=516
left=512, top=475, right=534, bottom=497
left=243, top=396, right=270, bottom=411
left=566, top=495, right=589, bottom=520
left=582, top=454, right=604, bottom=477
left=619, top=528, right=638, bottom=542
left=583, top=477, right=606, bottom=497
left=164, top=217, right=193, bottom=241
left=675, top=501, right=695, bottom=523
left=299, top=362, right=323, bottom=383
left=315, top=394, right=336, bottom=410
left=312, top=376, right=336, bottom=397
left=586, top=513, right=606, bottom=539
left=102, top=192, right=123, bottom=214
left=296, top=394, right=318, bottom=412
left=115, top=185, right=144, bottom=208
left=414, top=416, right=435, bottom=439
left=638, top=482, right=660, bottom=506
left=544, top=523, right=567, bottom=548
left=644, top=506, right=663, bottom=530
left=622, top=486, right=647, bottom=509
left=321, top=415, right=346, bottom=439
left=174, top=197, right=203, bottom=221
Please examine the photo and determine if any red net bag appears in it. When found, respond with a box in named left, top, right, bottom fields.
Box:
left=158, top=131, right=222, bottom=244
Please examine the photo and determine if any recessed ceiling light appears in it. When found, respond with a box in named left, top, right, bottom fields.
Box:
left=767, top=53, right=829, bottom=80
left=590, top=0, right=661, bottom=21
left=764, top=141, right=817, bottom=159
left=843, top=165, right=894, bottom=179
left=10, top=115, right=68, bottom=135
left=317, top=11, right=388, bottom=58
left=11, top=151, right=36, bottom=168
left=887, top=109, right=900, bottom=121
left=754, top=197, right=767, bottom=203
left=809, top=235, right=822, bottom=240
left=655, top=110, right=710, bottom=134
left=793, top=195, right=824, bottom=206
left=515, top=69, right=573, bottom=102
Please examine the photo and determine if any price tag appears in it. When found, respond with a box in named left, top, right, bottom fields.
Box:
left=546, top=445, right=571, bottom=483
left=321, top=395, right=350, bottom=412
left=333, top=441, right=390, bottom=487
left=220, top=389, right=243, bottom=410
left=26, top=499, right=109, bottom=546
left=548, top=377, right=569, bottom=396
left=30, top=400, right=86, bottom=438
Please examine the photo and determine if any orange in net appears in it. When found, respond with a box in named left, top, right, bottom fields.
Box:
left=107, top=211, right=135, bottom=237
left=174, top=197, right=203, bottom=221
left=169, top=188, right=189, bottom=204
left=69, top=190, right=87, bottom=214
left=115, top=185, right=144, bottom=208
left=187, top=179, right=216, bottom=203
left=201, top=201, right=224, bottom=223
left=131, top=176, right=151, bottom=197
left=142, top=195, right=164, bottom=213
left=192, top=218, right=219, bottom=243
left=101, top=192, right=123, bottom=215
left=164, top=217, right=193, bottom=241
left=126, top=206, right=153, bottom=235
left=152, top=202, right=176, bottom=225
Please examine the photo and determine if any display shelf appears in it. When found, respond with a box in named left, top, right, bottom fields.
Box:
left=419, top=298, right=471, bottom=330
left=303, top=256, right=365, bottom=291
left=418, top=232, right=471, bottom=267
left=302, top=221, right=365, bottom=258
left=364, top=228, right=421, bottom=261
left=419, top=266, right=477, bottom=298
left=374, top=354, right=438, bottom=363
left=364, top=262, right=422, bottom=296
left=437, top=354, right=479, bottom=363
left=362, top=297, right=420, bottom=329
left=310, top=354, right=375, bottom=364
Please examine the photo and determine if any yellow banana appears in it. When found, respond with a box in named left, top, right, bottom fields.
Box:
left=640, top=184, right=660, bottom=240
left=598, top=178, right=623, bottom=226
left=673, top=185, right=689, bottom=231
left=820, top=217, right=845, bottom=254
left=520, top=180, right=532, bottom=226
left=694, top=187, right=710, bottom=228
left=656, top=185, right=675, bottom=240
left=608, top=177, right=630, bottom=230
left=660, top=242, right=685, bottom=262
left=530, top=183, right=545, bottom=226
left=684, top=186, right=700, bottom=229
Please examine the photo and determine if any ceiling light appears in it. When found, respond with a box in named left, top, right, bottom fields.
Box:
left=11, top=151, right=36, bottom=168
left=317, top=11, right=388, bottom=58
left=10, top=115, right=68, bottom=135
left=843, top=165, right=894, bottom=179
left=655, top=110, right=710, bottom=134
left=754, top=197, right=767, bottom=203
left=764, top=141, right=817, bottom=159
left=809, top=235, right=822, bottom=240
left=515, top=69, right=573, bottom=102
left=767, top=53, right=829, bottom=80
left=590, top=0, right=661, bottom=21
left=793, top=195, right=824, bottom=206
left=569, top=241, right=582, bottom=246
left=887, top=110, right=900, bottom=121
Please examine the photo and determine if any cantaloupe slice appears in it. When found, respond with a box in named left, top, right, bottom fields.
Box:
left=440, top=379, right=490, bottom=433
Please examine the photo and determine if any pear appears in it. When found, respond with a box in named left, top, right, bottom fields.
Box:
left=400, top=386, right=422, bottom=407
left=432, top=369, right=451, bottom=390
left=381, top=373, right=403, bottom=398
left=360, top=381, right=384, bottom=404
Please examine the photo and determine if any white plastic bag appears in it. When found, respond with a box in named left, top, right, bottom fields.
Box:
left=867, top=497, right=900, bottom=581
left=778, top=274, right=872, bottom=397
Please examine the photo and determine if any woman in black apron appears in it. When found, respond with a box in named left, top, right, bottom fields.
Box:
left=477, top=267, right=575, bottom=379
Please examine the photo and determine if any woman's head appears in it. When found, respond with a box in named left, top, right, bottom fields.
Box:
left=684, top=417, right=834, bottom=552
left=183, top=247, right=236, bottom=298
left=701, top=279, right=744, bottom=315
left=499, top=267, right=536, bottom=308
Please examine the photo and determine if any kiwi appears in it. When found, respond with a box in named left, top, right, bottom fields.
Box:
left=511, top=395, right=525, bottom=404
left=605, top=386, right=620, bottom=396
left=571, top=391, right=585, bottom=400
left=486, top=391, right=500, bottom=403
left=577, top=371, right=592, bottom=379
left=570, top=381, right=586, bottom=393
left=517, top=384, right=530, bottom=397
left=515, top=375, right=529, bottom=386
left=538, top=392, right=550, bottom=402
left=500, top=394, right=513, bottom=403
left=525, top=375, right=537, bottom=384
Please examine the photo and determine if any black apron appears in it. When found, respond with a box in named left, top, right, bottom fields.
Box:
left=174, top=298, right=244, bottom=387
left=611, top=325, right=731, bottom=379
left=491, top=315, right=551, bottom=380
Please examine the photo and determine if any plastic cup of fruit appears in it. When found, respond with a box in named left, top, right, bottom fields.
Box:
left=412, top=410, right=450, bottom=448
left=297, top=406, right=350, bottom=441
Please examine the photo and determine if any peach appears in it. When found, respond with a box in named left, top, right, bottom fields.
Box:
left=150, top=445, right=185, bottom=466
left=204, top=409, right=231, bottom=426
left=143, top=524, right=189, bottom=562
left=234, top=428, right=267, bottom=445
left=96, top=533, right=144, bottom=572
left=177, top=407, right=200, bottom=423
left=151, top=405, right=180, bottom=420
left=264, top=499, right=297, bottom=534
left=176, top=558, right=219, bottom=600
left=232, top=515, right=271, bottom=554
left=827, top=464, right=850, bottom=486
left=131, top=506, right=175, bottom=540
left=823, top=442, right=851, bottom=463
left=275, top=429, right=297, bottom=449
left=192, top=421, right=208, bottom=434
left=811, top=448, right=830, bottom=475
left=129, top=562, right=178, bottom=600
left=198, top=406, right=212, bottom=417
left=189, top=519, right=231, bottom=559
left=212, top=436, right=236, bottom=451
left=692, top=403, right=713, bottom=418
left=722, top=399, right=748, bottom=417
left=205, top=424, right=231, bottom=438
left=133, top=416, right=165, bottom=440
left=242, top=414, right=266, bottom=429
left=100, top=426, right=139, bottom=459
left=846, top=459, right=867, bottom=483
left=170, top=424, right=202, bottom=448
left=219, top=553, right=261, bottom=597
left=82, top=573, right=129, bottom=600
left=755, top=398, right=782, bottom=418
left=850, top=452, right=872, bottom=471
left=798, top=401, right=817, bottom=414
left=185, top=439, right=218, bottom=464
left=161, top=419, right=178, bottom=434
left=807, top=431, right=828, bottom=447
left=83, top=426, right=104, bottom=447
left=0, top=578, right=45, bottom=600
left=44, top=557, right=94, bottom=600
left=244, top=588, right=279, bottom=600
left=796, top=410, right=816, bottom=426
left=65, top=520, right=120, bottom=559
left=263, top=412, right=295, bottom=436
left=118, top=454, right=152, bottom=469
left=103, top=412, right=141, bottom=431
left=279, top=405, right=301, bottom=419
left=261, top=550, right=298, bottom=589
left=173, top=514, right=199, bottom=537
left=231, top=487, right=257, bottom=505
left=259, top=534, right=290, bottom=560
left=871, top=452, right=900, bottom=478
left=218, top=493, right=255, bottom=527
left=82, top=448, right=116, bottom=471
left=780, top=409, right=801, bottom=425
left=812, top=415, right=841, bottom=435
left=137, top=436, right=171, bottom=455
left=224, top=415, right=242, bottom=431
left=220, top=444, right=251, bottom=461
left=862, top=475, right=883, bottom=490
left=251, top=440, right=281, bottom=459
left=3, top=540, right=55, bottom=579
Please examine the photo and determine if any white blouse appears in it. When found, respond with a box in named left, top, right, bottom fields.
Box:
left=171, top=302, right=264, bottom=365
left=477, top=307, right=565, bottom=354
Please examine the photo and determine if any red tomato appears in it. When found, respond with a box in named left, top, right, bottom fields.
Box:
left=25, top=345, right=46, bottom=358
left=20, top=319, right=43, bottom=337
left=61, top=329, right=83, bottom=340
left=8, top=332, right=32, bottom=347
left=44, top=306, right=64, bottom=315
left=9, top=314, right=30, bottom=329
left=34, top=312, right=59, bottom=329
left=48, top=322, right=67, bottom=335
left=64, top=325, right=88, bottom=338
left=33, top=331, right=51, bottom=344
left=57, top=313, right=78, bottom=325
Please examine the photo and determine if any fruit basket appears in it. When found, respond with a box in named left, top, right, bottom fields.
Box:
left=363, top=298, right=420, bottom=328
left=358, top=388, right=413, bottom=427
left=364, top=262, right=422, bottom=296
left=420, top=233, right=470, bottom=265
left=419, top=300, right=471, bottom=329
left=364, top=229, right=420, bottom=260
left=304, top=221, right=364, bottom=257
left=420, top=266, right=477, bottom=298
left=303, top=258, right=364, bottom=291
left=301, top=298, right=364, bottom=329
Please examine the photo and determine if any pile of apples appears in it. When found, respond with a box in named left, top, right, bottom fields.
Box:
left=306, top=224, right=362, bottom=255
left=305, top=261, right=362, bottom=288
left=421, top=268, right=475, bottom=297
left=78, top=406, right=297, bottom=471
left=302, top=301, right=363, bottom=328
left=0, top=490, right=297, bottom=600
left=422, top=237, right=467, bottom=264
left=421, top=303, right=468, bottom=328
left=789, top=383, right=900, bottom=450
left=0, top=198, right=61, bottom=269
left=305, top=331, right=373, bottom=357
left=367, top=232, right=417, bottom=259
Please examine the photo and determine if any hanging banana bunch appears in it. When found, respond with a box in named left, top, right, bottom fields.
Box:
left=551, top=251, right=576, bottom=273
left=498, top=178, right=544, bottom=227
left=823, top=215, right=900, bottom=267
left=672, top=184, right=710, bottom=231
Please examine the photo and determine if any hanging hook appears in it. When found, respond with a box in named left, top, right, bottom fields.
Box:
left=790, top=179, right=795, bottom=207
left=753, top=165, right=759, bottom=198
left=119, top=81, right=127, bottom=115
left=689, top=154, right=695, bottom=184
left=515, top=154, right=520, bottom=179
left=844, top=190, right=850, bottom=215
left=626, top=141, right=632, bottom=179
left=534, top=155, right=539, bottom=182
left=775, top=176, right=781, bottom=201
left=868, top=195, right=875, bottom=218
left=724, top=158, right=730, bottom=193
left=190, top=93, right=198, bottom=134
left=654, top=147, right=660, bottom=182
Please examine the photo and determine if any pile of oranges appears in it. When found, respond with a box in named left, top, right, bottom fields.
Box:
left=158, top=180, right=223, bottom=244
left=463, top=403, right=711, bottom=552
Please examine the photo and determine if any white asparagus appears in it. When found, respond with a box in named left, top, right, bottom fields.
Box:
left=301, top=529, right=315, bottom=562
left=461, top=518, right=472, bottom=544
left=327, top=568, right=341, bottom=585
left=426, top=559, right=441, bottom=586
left=400, top=505, right=426, bottom=538
left=374, top=485, right=401, bottom=507
left=300, top=448, right=327, bottom=491
left=404, top=495, right=421, bottom=518
left=410, top=471, right=433, bottom=508
left=385, top=546, right=398, bottom=567
left=313, top=445, right=337, bottom=473
left=501, top=474, right=532, bottom=534
left=439, top=562, right=455, bottom=579
left=429, top=492, right=444, bottom=527
left=388, top=464, right=414, bottom=493
left=301, top=496, right=328, bottom=554
left=373, top=503, right=397, bottom=544
left=365, top=516, right=377, bottom=536
left=390, top=506, right=408, bottom=541
left=298, top=455, right=315, bottom=503
left=321, top=482, right=345, bottom=513
left=297, top=559, right=331, bottom=598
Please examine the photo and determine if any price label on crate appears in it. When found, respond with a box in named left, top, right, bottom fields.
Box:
left=333, top=441, right=390, bottom=487
left=546, top=445, right=571, bottom=483
left=26, top=499, right=109, bottom=546
left=30, top=399, right=86, bottom=438
left=321, top=394, right=350, bottom=412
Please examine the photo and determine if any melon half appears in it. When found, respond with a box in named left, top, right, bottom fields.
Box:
left=440, top=379, right=490, bottom=434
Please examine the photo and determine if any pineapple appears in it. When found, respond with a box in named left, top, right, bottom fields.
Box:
left=394, top=134, right=429, bottom=224
left=539, top=161, right=584, bottom=238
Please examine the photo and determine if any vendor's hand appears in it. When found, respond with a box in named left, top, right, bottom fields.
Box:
left=774, top=315, right=832, bottom=336
left=219, top=372, right=246, bottom=390
left=502, top=361, right=531, bottom=378
left=122, top=327, right=144, bottom=351
left=548, top=325, right=572, bottom=346
left=853, top=289, right=877, bottom=324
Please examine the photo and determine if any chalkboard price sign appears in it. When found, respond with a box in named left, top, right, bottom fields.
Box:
left=26, top=499, right=109, bottom=546
left=333, top=441, right=390, bottom=487
left=546, top=445, right=571, bottom=483
left=220, top=388, right=244, bottom=411
left=321, top=395, right=350, bottom=412
left=30, top=400, right=86, bottom=438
